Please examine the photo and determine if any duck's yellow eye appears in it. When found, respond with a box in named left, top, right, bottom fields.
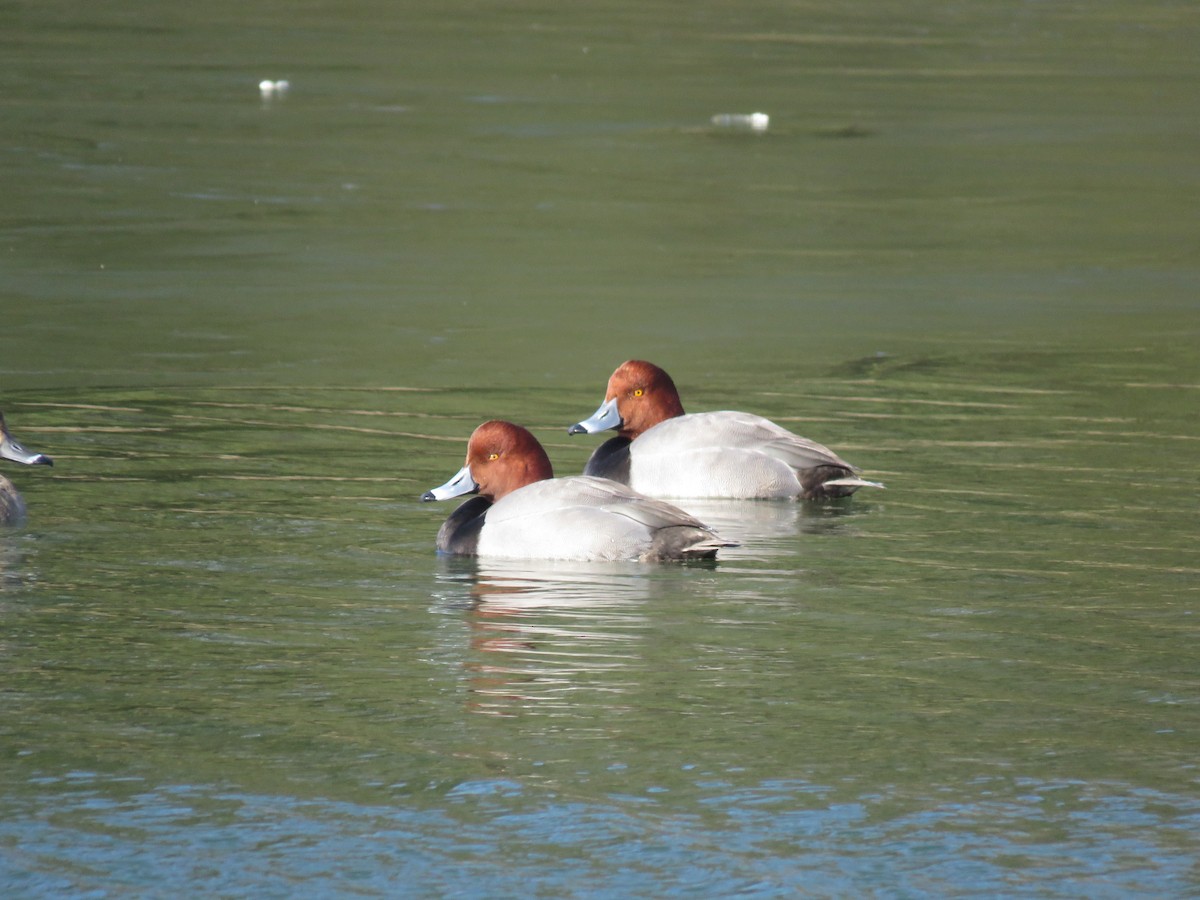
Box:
left=633, top=388, right=643, bottom=397
left=488, top=452, right=500, bottom=461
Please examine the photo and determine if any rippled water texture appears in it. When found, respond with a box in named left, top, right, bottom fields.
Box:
left=3, top=1, right=1198, bottom=896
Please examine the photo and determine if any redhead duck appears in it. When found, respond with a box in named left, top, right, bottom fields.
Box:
left=0, top=411, right=53, bottom=525
left=421, top=420, right=734, bottom=561
left=568, top=360, right=883, bottom=501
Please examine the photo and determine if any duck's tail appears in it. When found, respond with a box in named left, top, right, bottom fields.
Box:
left=646, top=528, right=738, bottom=562
left=823, top=476, right=885, bottom=490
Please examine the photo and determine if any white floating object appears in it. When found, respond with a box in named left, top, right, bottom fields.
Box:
left=711, top=112, right=770, bottom=133
left=259, top=79, right=290, bottom=99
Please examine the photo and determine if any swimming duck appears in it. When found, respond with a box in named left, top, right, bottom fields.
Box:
left=0, top=411, right=53, bottom=525
left=568, top=360, right=883, bottom=501
left=421, top=419, right=734, bottom=561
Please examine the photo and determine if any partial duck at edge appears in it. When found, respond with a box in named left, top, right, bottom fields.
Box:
left=0, top=411, right=53, bottom=525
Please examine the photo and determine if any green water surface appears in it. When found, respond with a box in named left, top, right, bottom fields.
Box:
left=2, top=1, right=1198, bottom=896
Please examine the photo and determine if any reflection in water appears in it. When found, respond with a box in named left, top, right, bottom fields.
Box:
left=425, top=498, right=877, bottom=716
left=0, top=537, right=34, bottom=592
left=670, top=499, right=869, bottom=560
left=431, top=557, right=655, bottom=718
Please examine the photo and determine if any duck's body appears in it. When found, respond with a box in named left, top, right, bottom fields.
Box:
left=582, top=410, right=875, bottom=500
left=0, top=411, right=53, bottom=525
left=422, top=420, right=733, bottom=562
left=569, top=361, right=883, bottom=501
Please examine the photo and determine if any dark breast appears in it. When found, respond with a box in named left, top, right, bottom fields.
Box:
left=436, top=496, right=491, bottom=555
left=582, top=437, right=632, bottom=484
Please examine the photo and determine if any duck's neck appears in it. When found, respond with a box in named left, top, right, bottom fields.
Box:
left=622, top=397, right=685, bottom=440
